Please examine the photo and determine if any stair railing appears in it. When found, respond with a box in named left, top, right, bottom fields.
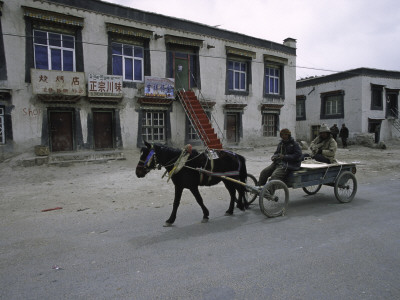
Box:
left=189, top=73, right=225, bottom=143
left=390, top=107, right=400, bottom=132
left=176, top=88, right=212, bottom=148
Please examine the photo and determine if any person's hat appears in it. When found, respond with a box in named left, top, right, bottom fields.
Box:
left=319, top=124, right=331, bottom=133
left=280, top=128, right=291, bottom=136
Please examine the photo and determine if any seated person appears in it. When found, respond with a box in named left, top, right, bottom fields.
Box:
left=259, top=128, right=302, bottom=186
left=307, top=124, right=337, bottom=164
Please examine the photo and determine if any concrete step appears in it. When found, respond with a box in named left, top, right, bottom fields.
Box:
left=17, top=150, right=125, bottom=167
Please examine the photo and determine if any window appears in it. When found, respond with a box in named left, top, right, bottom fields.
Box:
left=320, top=90, right=344, bottom=119
left=227, top=60, right=247, bottom=91
left=265, top=66, right=281, bottom=95
left=296, top=96, right=306, bottom=120
left=0, top=107, right=4, bottom=144
left=112, top=42, right=143, bottom=82
left=141, top=111, right=166, bottom=142
left=371, top=84, right=383, bottom=110
left=262, top=114, right=277, bottom=137
left=33, top=30, right=75, bottom=71
left=186, top=111, right=211, bottom=142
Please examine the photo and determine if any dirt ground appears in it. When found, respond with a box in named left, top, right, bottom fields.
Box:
left=1, top=141, right=400, bottom=224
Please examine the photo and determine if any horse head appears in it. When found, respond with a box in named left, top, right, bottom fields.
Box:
left=136, top=141, right=157, bottom=178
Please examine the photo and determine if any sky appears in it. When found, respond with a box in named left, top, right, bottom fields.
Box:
left=105, top=0, right=400, bottom=79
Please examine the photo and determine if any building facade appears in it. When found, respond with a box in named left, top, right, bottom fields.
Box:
left=296, top=68, right=400, bottom=143
left=0, top=0, right=297, bottom=160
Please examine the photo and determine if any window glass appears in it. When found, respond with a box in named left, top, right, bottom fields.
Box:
left=33, top=30, right=75, bottom=71
left=35, top=45, right=48, bottom=69
left=134, top=47, right=143, bottom=58
left=265, top=66, right=281, bottom=95
left=63, top=50, right=74, bottom=71
left=63, top=35, right=74, bottom=49
left=50, top=48, right=61, bottom=70
left=112, top=43, right=122, bottom=55
left=113, top=56, right=123, bottom=75
left=125, top=58, right=133, bottom=80
left=34, top=30, right=47, bottom=45
left=123, top=44, right=133, bottom=57
left=227, top=60, right=247, bottom=91
left=112, top=42, right=144, bottom=82
left=49, top=33, right=61, bottom=47
left=134, top=59, right=142, bottom=81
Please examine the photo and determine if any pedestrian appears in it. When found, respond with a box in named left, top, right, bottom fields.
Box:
left=259, top=128, right=302, bottom=186
left=330, top=124, right=339, bottom=141
left=308, top=124, right=337, bottom=163
left=339, top=124, right=349, bottom=148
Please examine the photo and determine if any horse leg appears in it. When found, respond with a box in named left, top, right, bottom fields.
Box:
left=190, top=186, right=209, bottom=223
left=224, top=182, right=244, bottom=215
left=164, top=185, right=183, bottom=227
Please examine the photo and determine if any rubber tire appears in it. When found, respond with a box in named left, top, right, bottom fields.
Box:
left=245, top=174, right=258, bottom=204
left=302, top=184, right=322, bottom=195
left=334, top=171, right=357, bottom=203
left=259, top=180, right=289, bottom=218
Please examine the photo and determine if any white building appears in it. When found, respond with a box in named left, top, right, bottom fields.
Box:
left=0, top=0, right=297, bottom=160
left=296, top=68, right=400, bottom=143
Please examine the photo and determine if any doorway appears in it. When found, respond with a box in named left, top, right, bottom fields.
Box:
left=386, top=91, right=398, bottom=118
left=93, top=111, right=114, bottom=149
left=49, top=110, right=74, bottom=152
left=226, top=113, right=238, bottom=144
left=174, top=53, right=190, bottom=91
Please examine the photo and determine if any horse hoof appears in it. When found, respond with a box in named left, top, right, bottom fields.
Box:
left=163, top=222, right=173, bottom=227
left=201, top=218, right=208, bottom=223
left=224, top=212, right=233, bottom=216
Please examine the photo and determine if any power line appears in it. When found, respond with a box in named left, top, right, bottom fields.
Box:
left=0, top=32, right=362, bottom=76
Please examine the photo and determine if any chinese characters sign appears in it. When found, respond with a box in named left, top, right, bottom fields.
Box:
left=144, top=76, right=175, bottom=99
left=31, top=69, right=86, bottom=96
left=88, top=74, right=123, bottom=98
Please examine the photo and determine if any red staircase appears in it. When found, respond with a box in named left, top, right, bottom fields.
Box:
left=178, top=91, right=223, bottom=150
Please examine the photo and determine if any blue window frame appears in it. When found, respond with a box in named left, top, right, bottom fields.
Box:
left=265, top=66, right=281, bottom=95
left=112, top=42, right=143, bottom=82
left=228, top=60, right=247, bottom=91
left=33, top=30, right=75, bottom=71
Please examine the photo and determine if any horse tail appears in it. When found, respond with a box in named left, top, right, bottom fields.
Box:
left=238, top=154, right=247, bottom=182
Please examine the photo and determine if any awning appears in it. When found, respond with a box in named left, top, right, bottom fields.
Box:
left=106, top=23, right=153, bottom=39
left=22, top=6, right=84, bottom=27
left=226, top=46, right=256, bottom=59
left=164, top=35, right=203, bottom=48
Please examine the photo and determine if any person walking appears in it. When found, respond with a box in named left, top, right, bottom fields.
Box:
left=330, top=124, right=339, bottom=141
left=339, top=124, right=349, bottom=148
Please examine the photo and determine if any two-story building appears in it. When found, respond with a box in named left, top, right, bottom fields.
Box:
left=296, top=68, right=400, bottom=143
left=0, top=0, right=297, bottom=160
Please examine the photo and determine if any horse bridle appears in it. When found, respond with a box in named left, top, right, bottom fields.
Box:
left=138, top=147, right=158, bottom=171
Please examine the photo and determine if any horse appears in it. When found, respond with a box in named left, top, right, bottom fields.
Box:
left=136, top=142, right=248, bottom=226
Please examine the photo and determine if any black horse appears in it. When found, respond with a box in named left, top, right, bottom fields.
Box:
left=136, top=142, right=248, bottom=226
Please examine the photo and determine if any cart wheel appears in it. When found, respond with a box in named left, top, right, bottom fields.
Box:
left=259, top=180, right=289, bottom=217
left=334, top=171, right=357, bottom=203
left=302, top=184, right=322, bottom=195
left=245, top=174, right=258, bottom=204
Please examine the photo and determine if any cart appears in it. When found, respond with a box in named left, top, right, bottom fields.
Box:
left=240, top=161, right=358, bottom=218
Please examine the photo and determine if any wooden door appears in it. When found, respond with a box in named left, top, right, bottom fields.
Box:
left=49, top=111, right=73, bottom=152
left=93, top=111, right=113, bottom=149
left=226, top=114, right=238, bottom=143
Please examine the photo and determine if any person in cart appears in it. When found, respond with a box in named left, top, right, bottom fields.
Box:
left=308, top=124, right=337, bottom=163
left=259, top=128, right=302, bottom=186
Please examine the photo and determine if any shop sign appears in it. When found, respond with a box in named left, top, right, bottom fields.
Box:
left=31, top=69, right=86, bottom=96
left=144, top=76, right=174, bottom=99
left=88, top=74, right=123, bottom=98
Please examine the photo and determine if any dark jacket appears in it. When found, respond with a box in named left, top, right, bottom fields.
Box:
left=339, top=127, right=349, bottom=138
left=272, top=137, right=302, bottom=170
